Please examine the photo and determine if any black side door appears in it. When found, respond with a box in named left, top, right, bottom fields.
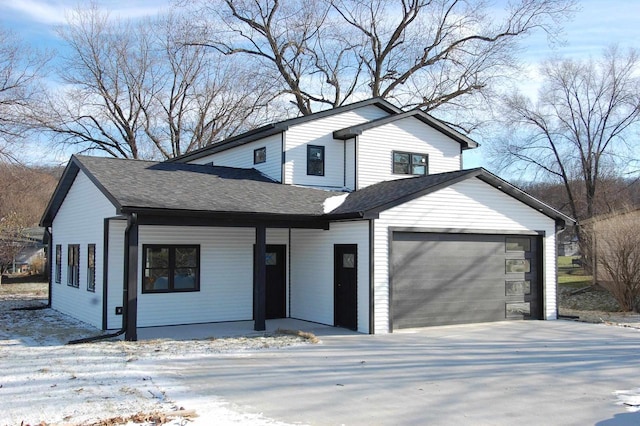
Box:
left=334, top=244, right=358, bottom=330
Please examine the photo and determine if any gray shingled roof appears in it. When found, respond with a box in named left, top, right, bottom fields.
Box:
left=40, top=156, right=337, bottom=226
left=79, top=155, right=337, bottom=215
left=41, top=155, right=572, bottom=227
left=331, top=169, right=479, bottom=215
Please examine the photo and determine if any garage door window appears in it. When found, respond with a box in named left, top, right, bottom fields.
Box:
left=506, top=302, right=530, bottom=318
left=505, top=280, right=531, bottom=296
left=505, top=259, right=530, bottom=273
left=505, top=237, right=530, bottom=252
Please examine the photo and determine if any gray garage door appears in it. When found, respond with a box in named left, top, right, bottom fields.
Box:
left=390, top=232, right=542, bottom=329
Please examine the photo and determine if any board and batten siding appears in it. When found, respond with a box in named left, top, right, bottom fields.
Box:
left=357, top=118, right=462, bottom=189
left=373, top=178, right=558, bottom=334
left=284, top=105, right=390, bottom=188
left=106, top=218, right=126, bottom=329
left=189, top=133, right=283, bottom=182
left=290, top=221, right=370, bottom=333
left=51, top=171, right=117, bottom=328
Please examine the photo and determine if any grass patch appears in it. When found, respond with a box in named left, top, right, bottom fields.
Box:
left=276, top=328, right=320, bottom=344
left=558, top=256, right=592, bottom=288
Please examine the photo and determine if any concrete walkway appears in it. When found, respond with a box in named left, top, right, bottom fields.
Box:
left=151, top=320, right=640, bottom=425
left=136, top=318, right=358, bottom=340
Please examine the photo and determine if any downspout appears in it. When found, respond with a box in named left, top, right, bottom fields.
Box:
left=45, top=227, right=52, bottom=308
left=68, top=214, right=137, bottom=344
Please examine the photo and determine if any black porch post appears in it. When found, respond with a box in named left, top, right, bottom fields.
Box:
left=124, top=214, right=138, bottom=341
left=254, top=224, right=266, bottom=331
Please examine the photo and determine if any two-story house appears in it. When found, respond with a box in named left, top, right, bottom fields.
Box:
left=40, top=98, right=572, bottom=340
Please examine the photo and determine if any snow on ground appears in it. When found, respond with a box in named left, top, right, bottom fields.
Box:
left=0, top=291, right=308, bottom=425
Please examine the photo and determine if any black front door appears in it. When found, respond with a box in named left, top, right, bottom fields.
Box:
left=334, top=244, right=358, bottom=330
left=265, top=244, right=286, bottom=319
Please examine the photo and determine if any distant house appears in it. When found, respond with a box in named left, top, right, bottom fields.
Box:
left=6, top=227, right=46, bottom=274
left=40, top=98, right=572, bottom=340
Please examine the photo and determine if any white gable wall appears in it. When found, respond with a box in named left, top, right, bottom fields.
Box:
left=373, top=178, right=558, bottom=334
left=357, top=118, right=462, bottom=189
left=284, top=105, right=390, bottom=188
left=51, top=171, right=117, bottom=328
left=189, top=133, right=283, bottom=182
left=290, top=221, right=370, bottom=333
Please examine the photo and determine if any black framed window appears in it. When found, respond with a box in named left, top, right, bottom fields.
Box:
left=67, top=244, right=80, bottom=288
left=254, top=147, right=266, bottom=164
left=55, top=244, right=61, bottom=283
left=393, top=151, right=428, bottom=175
left=142, top=245, right=200, bottom=293
left=87, top=244, right=96, bottom=292
left=307, top=145, right=325, bottom=176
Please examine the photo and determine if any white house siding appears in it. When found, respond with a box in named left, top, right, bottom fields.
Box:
left=290, top=221, right=370, bottom=333
left=51, top=171, right=117, bottom=328
left=284, top=105, right=390, bottom=188
left=106, top=219, right=126, bottom=329
left=136, top=226, right=257, bottom=327
left=344, top=138, right=356, bottom=191
left=357, top=118, right=462, bottom=189
left=189, top=133, right=283, bottom=182
left=373, top=178, right=558, bottom=334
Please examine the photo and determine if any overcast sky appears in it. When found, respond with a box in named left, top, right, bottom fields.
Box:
left=1, top=0, right=639, bottom=167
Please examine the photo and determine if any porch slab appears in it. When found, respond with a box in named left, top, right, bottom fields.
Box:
left=135, top=318, right=359, bottom=341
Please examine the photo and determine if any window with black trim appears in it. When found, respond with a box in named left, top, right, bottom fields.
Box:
left=142, top=245, right=200, bottom=293
left=55, top=244, right=61, bottom=283
left=307, top=145, right=325, bottom=176
left=67, top=244, right=80, bottom=288
left=393, top=151, right=428, bottom=175
left=254, top=147, right=266, bottom=164
left=87, top=244, right=96, bottom=292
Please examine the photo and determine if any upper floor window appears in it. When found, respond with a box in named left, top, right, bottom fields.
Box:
left=393, top=151, right=428, bottom=175
left=307, top=145, right=325, bottom=176
left=142, top=245, right=200, bottom=293
left=254, top=147, right=266, bottom=164
left=67, top=244, right=80, bottom=288
left=87, top=244, right=96, bottom=292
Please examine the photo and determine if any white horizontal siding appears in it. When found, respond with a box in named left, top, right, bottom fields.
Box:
left=358, top=117, right=462, bottom=189
left=344, top=138, right=356, bottom=191
left=106, top=219, right=126, bottom=329
left=51, top=171, right=117, bottom=329
left=136, top=226, right=256, bottom=327
left=189, top=133, right=283, bottom=182
left=373, top=178, right=558, bottom=334
left=284, top=105, right=390, bottom=188
left=290, top=221, right=370, bottom=333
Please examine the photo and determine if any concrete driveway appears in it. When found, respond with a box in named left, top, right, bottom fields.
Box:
left=159, top=321, right=640, bottom=425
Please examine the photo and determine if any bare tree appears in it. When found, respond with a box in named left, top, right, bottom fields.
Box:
left=0, top=211, right=29, bottom=284
left=186, top=0, right=575, bottom=118
left=0, top=26, right=48, bottom=162
left=29, top=6, right=274, bottom=159
left=493, top=47, right=640, bottom=247
left=584, top=207, right=640, bottom=312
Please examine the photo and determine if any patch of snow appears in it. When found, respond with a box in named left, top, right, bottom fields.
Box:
left=614, top=388, right=640, bottom=412
left=0, top=294, right=307, bottom=425
left=323, top=192, right=349, bottom=213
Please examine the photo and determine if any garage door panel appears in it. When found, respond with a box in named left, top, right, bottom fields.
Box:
left=391, top=232, right=541, bottom=329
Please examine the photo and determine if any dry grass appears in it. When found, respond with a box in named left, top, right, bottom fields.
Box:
left=275, top=328, right=320, bottom=344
